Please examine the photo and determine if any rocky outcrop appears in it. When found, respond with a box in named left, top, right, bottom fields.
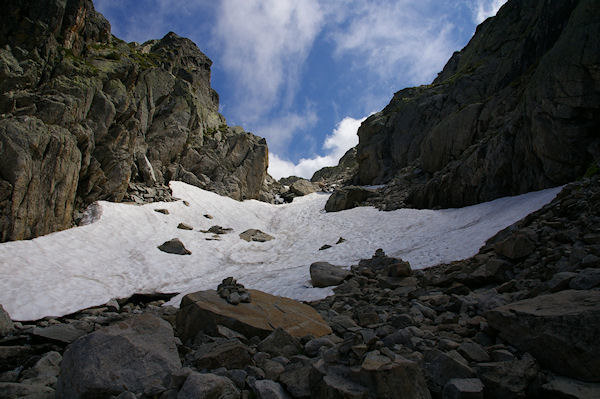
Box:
left=312, top=147, right=358, bottom=188
left=0, top=0, right=271, bottom=242
left=355, top=0, right=600, bottom=209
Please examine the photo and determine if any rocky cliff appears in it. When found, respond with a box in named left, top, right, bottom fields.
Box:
left=0, top=0, right=271, bottom=242
left=355, top=0, right=600, bottom=209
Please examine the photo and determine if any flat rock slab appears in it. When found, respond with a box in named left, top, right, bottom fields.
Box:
left=32, top=324, right=86, bottom=344
left=177, top=289, right=332, bottom=343
left=486, top=289, right=600, bottom=382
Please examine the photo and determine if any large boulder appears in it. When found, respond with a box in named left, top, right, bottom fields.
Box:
left=310, top=262, right=351, bottom=288
left=485, top=290, right=600, bottom=381
left=177, top=372, right=240, bottom=399
left=310, top=352, right=431, bottom=399
left=56, top=314, right=182, bottom=397
left=324, top=186, right=376, bottom=212
left=176, top=289, right=332, bottom=343
left=289, top=179, right=318, bottom=196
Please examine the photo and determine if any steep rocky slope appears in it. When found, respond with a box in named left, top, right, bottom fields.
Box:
left=355, top=0, right=600, bottom=209
left=0, top=0, right=271, bottom=242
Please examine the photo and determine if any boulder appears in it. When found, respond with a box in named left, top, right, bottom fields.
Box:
left=257, top=328, right=303, bottom=358
left=476, top=354, right=539, bottom=398
left=177, top=222, right=194, bottom=230
left=158, top=238, right=192, bottom=255
left=0, top=382, right=55, bottom=399
left=177, top=289, right=332, bottom=343
left=188, top=340, right=253, bottom=370
left=310, top=353, right=431, bottom=399
left=239, top=229, right=274, bottom=242
left=540, top=375, right=600, bottom=399
left=177, top=372, right=240, bottom=399
left=324, top=186, right=376, bottom=212
left=56, top=314, right=181, bottom=397
left=310, top=262, right=351, bottom=288
left=250, top=379, right=291, bottom=399
left=290, top=179, right=318, bottom=196
left=485, top=290, right=600, bottom=381
left=424, top=350, right=475, bottom=394
left=442, top=378, right=484, bottom=399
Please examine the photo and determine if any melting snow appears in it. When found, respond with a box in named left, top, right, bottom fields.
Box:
left=0, top=181, right=561, bottom=321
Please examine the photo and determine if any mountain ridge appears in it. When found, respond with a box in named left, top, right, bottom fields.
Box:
left=0, top=0, right=274, bottom=242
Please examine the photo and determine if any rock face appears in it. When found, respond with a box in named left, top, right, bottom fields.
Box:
left=56, top=313, right=181, bottom=397
left=0, top=0, right=270, bottom=242
left=355, top=0, right=600, bottom=209
left=176, top=289, right=332, bottom=343
left=486, top=290, right=600, bottom=381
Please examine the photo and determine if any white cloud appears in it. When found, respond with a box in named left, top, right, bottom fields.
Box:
left=268, top=115, right=366, bottom=180
left=214, top=0, right=324, bottom=122
left=325, top=0, right=458, bottom=85
left=254, top=108, right=319, bottom=155
left=472, top=0, right=507, bottom=23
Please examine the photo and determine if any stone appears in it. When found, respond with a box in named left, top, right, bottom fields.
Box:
left=0, top=304, right=13, bottom=336
left=0, top=346, right=34, bottom=371
left=258, top=328, right=303, bottom=358
left=324, top=186, right=376, bottom=212
left=155, top=208, right=170, bottom=215
left=485, top=290, right=600, bottom=381
left=442, top=378, right=484, bottom=399
left=547, top=272, right=578, bottom=292
left=310, top=262, right=351, bottom=288
left=457, top=342, right=490, bottom=363
left=279, top=360, right=312, bottom=398
left=32, top=324, right=86, bottom=344
left=0, top=382, right=54, bottom=399
left=318, top=245, right=332, bottom=251
left=569, top=268, right=600, bottom=290
left=239, top=229, right=274, bottom=242
left=177, top=222, right=194, bottom=230
left=311, top=353, right=431, bottom=399
left=20, top=351, right=62, bottom=381
left=541, top=375, right=600, bottom=399
left=424, top=350, right=475, bottom=394
left=476, top=354, right=539, bottom=398
left=250, top=379, right=291, bottom=399
left=56, top=314, right=181, bottom=397
left=190, top=340, right=253, bottom=370
left=208, top=225, right=233, bottom=234
left=305, top=337, right=335, bottom=357
left=177, top=289, right=332, bottom=343
left=177, top=372, right=240, bottom=399
left=494, top=232, right=536, bottom=260
left=289, top=179, right=317, bottom=196
left=158, top=238, right=192, bottom=255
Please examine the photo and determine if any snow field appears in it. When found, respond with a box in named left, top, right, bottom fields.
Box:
left=0, top=181, right=562, bottom=320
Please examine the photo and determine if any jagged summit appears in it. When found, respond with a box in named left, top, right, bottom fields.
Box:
left=0, top=0, right=273, bottom=242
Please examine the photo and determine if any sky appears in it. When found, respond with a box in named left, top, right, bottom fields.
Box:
left=94, top=0, right=507, bottom=180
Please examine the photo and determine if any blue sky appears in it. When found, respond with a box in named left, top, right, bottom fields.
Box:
left=94, top=0, right=506, bottom=179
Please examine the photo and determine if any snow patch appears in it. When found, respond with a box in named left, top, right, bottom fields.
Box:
left=0, top=181, right=561, bottom=321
